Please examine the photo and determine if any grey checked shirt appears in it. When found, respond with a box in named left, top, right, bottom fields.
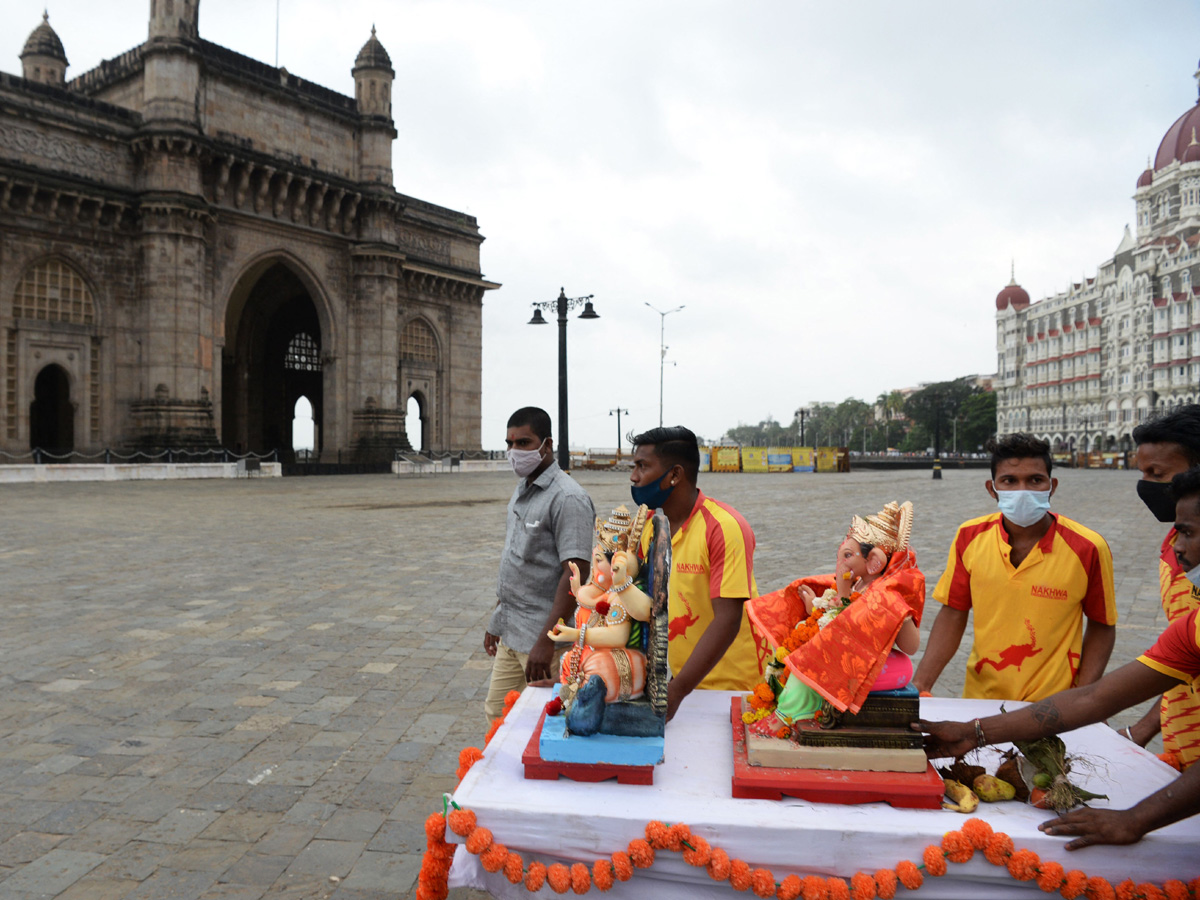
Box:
left=489, top=461, right=595, bottom=654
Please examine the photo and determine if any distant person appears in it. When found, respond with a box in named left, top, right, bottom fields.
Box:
left=918, top=464, right=1200, bottom=850
left=483, top=407, right=595, bottom=722
left=630, top=426, right=767, bottom=719
left=912, top=433, right=1116, bottom=701
left=1126, top=405, right=1200, bottom=770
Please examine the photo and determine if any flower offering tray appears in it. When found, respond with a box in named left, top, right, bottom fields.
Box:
left=729, top=698, right=943, bottom=808
left=522, top=707, right=657, bottom=785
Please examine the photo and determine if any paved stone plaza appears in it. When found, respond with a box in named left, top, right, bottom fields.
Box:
left=0, top=467, right=1171, bottom=898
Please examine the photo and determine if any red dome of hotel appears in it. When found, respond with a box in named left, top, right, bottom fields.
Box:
left=1153, top=63, right=1200, bottom=171
left=996, top=273, right=1030, bottom=311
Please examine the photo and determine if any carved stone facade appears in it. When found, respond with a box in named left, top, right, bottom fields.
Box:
left=0, top=4, right=497, bottom=461
left=995, top=59, right=1200, bottom=452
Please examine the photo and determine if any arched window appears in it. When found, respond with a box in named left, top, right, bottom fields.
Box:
left=12, top=258, right=95, bottom=324
left=285, top=332, right=321, bottom=371
left=400, top=319, right=438, bottom=364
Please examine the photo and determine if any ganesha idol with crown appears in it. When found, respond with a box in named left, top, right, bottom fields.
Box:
left=742, top=501, right=928, bottom=774
left=531, top=504, right=672, bottom=772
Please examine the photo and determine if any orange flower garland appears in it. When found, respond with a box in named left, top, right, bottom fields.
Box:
left=420, top=686, right=1196, bottom=900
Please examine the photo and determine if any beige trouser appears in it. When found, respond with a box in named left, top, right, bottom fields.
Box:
left=484, top=640, right=564, bottom=723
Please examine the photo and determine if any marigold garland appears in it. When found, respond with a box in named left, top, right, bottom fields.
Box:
left=873, top=868, right=897, bottom=900
left=730, top=858, right=752, bottom=891
left=778, top=873, right=802, bottom=900
left=921, top=845, right=947, bottom=877
left=850, top=870, right=876, bottom=900
left=420, top=686, right=1196, bottom=900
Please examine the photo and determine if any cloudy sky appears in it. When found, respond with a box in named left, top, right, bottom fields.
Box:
left=4, top=1, right=1199, bottom=450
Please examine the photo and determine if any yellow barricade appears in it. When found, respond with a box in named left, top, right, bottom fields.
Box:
left=713, top=446, right=741, bottom=472
left=766, top=448, right=794, bottom=473
left=816, top=446, right=839, bottom=473
left=742, top=447, right=769, bottom=473
left=699, top=446, right=712, bottom=472
left=789, top=447, right=814, bottom=472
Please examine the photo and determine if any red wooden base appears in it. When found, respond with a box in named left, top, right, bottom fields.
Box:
left=521, top=708, right=656, bottom=785
left=730, top=698, right=944, bottom=808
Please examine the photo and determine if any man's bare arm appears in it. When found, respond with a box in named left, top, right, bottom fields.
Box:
left=919, top=661, right=1179, bottom=758
left=1040, top=757, right=1200, bottom=849
left=666, top=596, right=744, bottom=720
left=911, top=605, right=969, bottom=694
left=1075, top=620, right=1116, bottom=687
left=526, top=558, right=589, bottom=682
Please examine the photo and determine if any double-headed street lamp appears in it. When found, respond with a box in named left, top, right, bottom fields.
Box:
left=528, top=287, right=599, bottom=471
left=645, top=302, right=684, bottom=427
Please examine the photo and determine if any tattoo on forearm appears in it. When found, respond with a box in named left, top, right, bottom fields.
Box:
left=1029, top=700, right=1064, bottom=733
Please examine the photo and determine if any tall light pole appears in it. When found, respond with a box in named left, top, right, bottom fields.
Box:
left=609, top=408, right=629, bottom=456
left=528, top=288, right=599, bottom=471
left=795, top=407, right=809, bottom=447
left=645, top=302, right=684, bottom=427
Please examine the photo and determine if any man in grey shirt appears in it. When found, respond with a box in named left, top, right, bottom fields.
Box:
left=483, top=407, right=595, bottom=721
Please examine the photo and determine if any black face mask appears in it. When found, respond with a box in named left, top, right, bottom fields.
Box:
left=1137, top=479, right=1177, bottom=523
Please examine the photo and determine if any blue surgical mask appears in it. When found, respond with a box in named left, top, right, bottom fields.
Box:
left=996, top=489, right=1051, bottom=528
left=1185, top=562, right=1200, bottom=587
left=631, top=472, right=676, bottom=509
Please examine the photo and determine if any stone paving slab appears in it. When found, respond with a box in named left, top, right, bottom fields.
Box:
left=0, top=467, right=1170, bottom=898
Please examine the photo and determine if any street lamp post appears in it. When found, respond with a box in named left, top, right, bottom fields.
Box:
left=795, top=407, right=809, bottom=447
left=609, top=408, right=629, bottom=456
left=528, top=287, right=599, bottom=471
left=645, top=302, right=684, bottom=427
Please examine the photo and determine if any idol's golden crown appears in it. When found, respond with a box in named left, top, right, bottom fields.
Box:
left=847, top=500, right=913, bottom=554
left=595, top=504, right=649, bottom=554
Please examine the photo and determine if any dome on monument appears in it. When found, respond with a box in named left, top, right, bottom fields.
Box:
left=1136, top=161, right=1153, bottom=188
left=355, top=26, right=392, bottom=70
left=996, top=275, right=1030, bottom=311
left=21, top=11, right=68, bottom=64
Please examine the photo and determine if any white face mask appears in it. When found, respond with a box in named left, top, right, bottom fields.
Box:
left=1184, top=562, right=1200, bottom=588
left=508, top=438, right=548, bottom=477
left=995, top=489, right=1051, bottom=528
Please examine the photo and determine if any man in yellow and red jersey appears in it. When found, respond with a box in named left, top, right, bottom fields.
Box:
left=631, top=426, right=767, bottom=720
left=912, top=433, right=1117, bottom=701
left=919, top=465, right=1200, bottom=850
left=1127, top=405, right=1200, bottom=769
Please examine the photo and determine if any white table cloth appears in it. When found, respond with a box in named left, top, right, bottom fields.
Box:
left=447, top=689, right=1200, bottom=900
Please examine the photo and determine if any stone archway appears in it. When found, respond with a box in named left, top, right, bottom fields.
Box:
left=30, top=364, right=73, bottom=456
left=222, top=262, right=325, bottom=462
left=406, top=390, right=427, bottom=451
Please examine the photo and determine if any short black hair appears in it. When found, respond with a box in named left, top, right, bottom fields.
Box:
left=986, top=433, right=1052, bottom=479
left=507, top=407, right=552, bottom=441
left=1170, top=465, right=1200, bottom=510
left=631, top=425, right=700, bottom=484
left=1133, top=405, right=1200, bottom=466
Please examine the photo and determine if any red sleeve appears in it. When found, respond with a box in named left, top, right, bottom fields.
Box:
left=940, top=521, right=992, bottom=612
left=1055, top=523, right=1117, bottom=625
left=1141, top=609, right=1200, bottom=679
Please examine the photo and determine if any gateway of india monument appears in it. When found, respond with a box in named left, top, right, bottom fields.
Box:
left=0, top=1, right=496, bottom=463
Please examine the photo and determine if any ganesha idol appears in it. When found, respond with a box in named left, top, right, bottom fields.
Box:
left=746, top=501, right=924, bottom=737
left=546, top=504, right=669, bottom=739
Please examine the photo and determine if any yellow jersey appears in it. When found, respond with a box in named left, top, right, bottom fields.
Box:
left=933, top=512, right=1116, bottom=701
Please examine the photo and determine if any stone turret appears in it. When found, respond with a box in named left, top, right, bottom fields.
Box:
left=352, top=26, right=397, bottom=184
left=148, top=0, right=199, bottom=40
left=21, top=12, right=68, bottom=86
left=143, top=0, right=201, bottom=126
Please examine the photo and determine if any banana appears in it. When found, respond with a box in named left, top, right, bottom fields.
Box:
left=942, top=779, right=980, bottom=813
left=973, top=774, right=1016, bottom=802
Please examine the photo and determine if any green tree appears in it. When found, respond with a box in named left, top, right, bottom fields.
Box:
left=958, top=391, right=998, bottom=452
left=904, top=379, right=978, bottom=454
